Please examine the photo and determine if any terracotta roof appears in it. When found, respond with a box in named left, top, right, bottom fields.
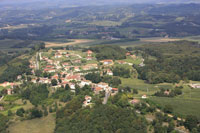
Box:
left=95, top=87, right=103, bottom=91
left=112, top=88, right=118, bottom=91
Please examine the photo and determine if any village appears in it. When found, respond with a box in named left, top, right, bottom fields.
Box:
left=0, top=47, right=146, bottom=108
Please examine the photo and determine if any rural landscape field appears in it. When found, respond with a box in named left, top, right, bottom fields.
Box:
left=0, top=0, right=200, bottom=133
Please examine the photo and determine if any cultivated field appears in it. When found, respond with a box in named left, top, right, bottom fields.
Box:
left=45, top=39, right=94, bottom=47
left=9, top=113, right=56, bottom=133
left=140, top=37, right=182, bottom=43
left=150, top=97, right=200, bottom=119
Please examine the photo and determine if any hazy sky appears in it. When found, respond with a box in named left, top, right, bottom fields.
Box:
left=1, top=0, right=200, bottom=5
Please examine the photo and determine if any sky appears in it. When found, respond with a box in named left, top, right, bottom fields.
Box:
left=0, top=0, right=200, bottom=5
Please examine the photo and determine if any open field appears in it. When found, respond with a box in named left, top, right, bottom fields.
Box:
left=140, top=37, right=182, bottom=43
left=0, top=39, right=24, bottom=49
left=120, top=78, right=159, bottom=95
left=150, top=97, right=200, bottom=119
left=9, top=113, right=56, bottom=133
left=45, top=39, right=94, bottom=47
left=89, top=20, right=121, bottom=26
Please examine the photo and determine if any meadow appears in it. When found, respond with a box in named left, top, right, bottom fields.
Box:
left=9, top=113, right=55, bottom=133
left=150, top=97, right=200, bottom=119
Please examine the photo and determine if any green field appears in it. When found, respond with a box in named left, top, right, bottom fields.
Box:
left=0, top=39, right=23, bottom=49
left=9, top=113, right=56, bottom=133
left=120, top=78, right=158, bottom=96
left=89, top=21, right=121, bottom=26
left=150, top=97, right=200, bottom=119
left=123, top=56, right=143, bottom=65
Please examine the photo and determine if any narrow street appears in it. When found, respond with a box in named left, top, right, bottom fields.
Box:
left=103, top=90, right=111, bottom=104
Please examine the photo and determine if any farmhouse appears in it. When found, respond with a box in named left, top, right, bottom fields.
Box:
left=80, top=80, right=92, bottom=87
left=7, top=89, right=13, bottom=95
left=87, top=50, right=93, bottom=57
left=55, top=53, right=62, bottom=58
left=100, top=60, right=114, bottom=65
left=0, top=106, right=4, bottom=111
left=190, top=84, right=200, bottom=89
left=94, top=87, right=103, bottom=94
left=44, top=68, right=56, bottom=73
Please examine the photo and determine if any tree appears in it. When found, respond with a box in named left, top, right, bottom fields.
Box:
left=133, top=88, right=138, bottom=94
left=16, top=108, right=25, bottom=117
left=30, top=108, right=43, bottom=118
left=44, top=107, right=48, bottom=116
left=65, top=84, right=70, bottom=91
left=184, top=115, right=198, bottom=131
left=168, top=121, right=175, bottom=133
left=8, top=110, right=13, bottom=116
left=51, top=79, right=58, bottom=86
left=0, top=114, right=9, bottom=133
left=85, top=73, right=101, bottom=83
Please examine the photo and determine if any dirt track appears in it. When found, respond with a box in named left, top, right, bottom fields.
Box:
left=141, top=38, right=182, bottom=43
left=45, top=39, right=93, bottom=48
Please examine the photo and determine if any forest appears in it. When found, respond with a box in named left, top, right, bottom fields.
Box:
left=89, top=45, right=127, bottom=60
left=55, top=96, right=147, bottom=133
left=134, top=41, right=200, bottom=84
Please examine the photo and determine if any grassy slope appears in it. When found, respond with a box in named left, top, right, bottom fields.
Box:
left=121, top=77, right=200, bottom=118
left=9, top=113, right=56, bottom=133
left=150, top=97, right=200, bottom=119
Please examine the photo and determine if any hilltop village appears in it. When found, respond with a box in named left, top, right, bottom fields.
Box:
left=0, top=48, right=144, bottom=107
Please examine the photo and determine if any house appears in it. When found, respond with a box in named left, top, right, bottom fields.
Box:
left=46, top=65, right=54, bottom=68
left=17, top=75, right=22, bottom=80
left=74, top=66, right=80, bottom=72
left=164, top=90, right=170, bottom=95
left=100, top=60, right=114, bottom=66
left=106, top=69, right=113, bottom=76
left=44, top=68, right=56, bottom=73
left=117, top=60, right=126, bottom=65
left=85, top=95, right=92, bottom=103
left=126, top=52, right=131, bottom=56
left=66, top=75, right=81, bottom=81
left=66, top=54, right=70, bottom=57
left=112, top=88, right=118, bottom=93
left=130, top=99, right=140, bottom=104
left=0, top=82, right=12, bottom=87
left=94, top=87, right=103, bottom=94
left=69, top=83, right=75, bottom=91
left=39, top=78, right=51, bottom=84
left=142, top=95, right=147, bottom=99
left=52, top=74, right=59, bottom=80
left=86, top=56, right=92, bottom=60
left=0, top=106, right=4, bottom=111
left=87, top=50, right=93, bottom=57
left=190, top=84, right=200, bottom=89
left=73, top=59, right=81, bottom=64
left=55, top=53, right=62, bottom=58
left=80, top=80, right=92, bottom=87
left=31, top=79, right=37, bottom=83
left=7, top=89, right=12, bottom=95
left=64, top=66, right=71, bottom=71
left=97, top=82, right=109, bottom=90
left=62, top=62, right=70, bottom=67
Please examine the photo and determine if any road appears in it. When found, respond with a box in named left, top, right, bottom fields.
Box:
left=36, top=52, right=40, bottom=70
left=0, top=96, right=4, bottom=102
left=103, top=90, right=111, bottom=104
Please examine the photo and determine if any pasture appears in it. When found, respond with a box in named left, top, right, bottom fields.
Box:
left=150, top=97, right=200, bottom=119
left=9, top=113, right=56, bottom=133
